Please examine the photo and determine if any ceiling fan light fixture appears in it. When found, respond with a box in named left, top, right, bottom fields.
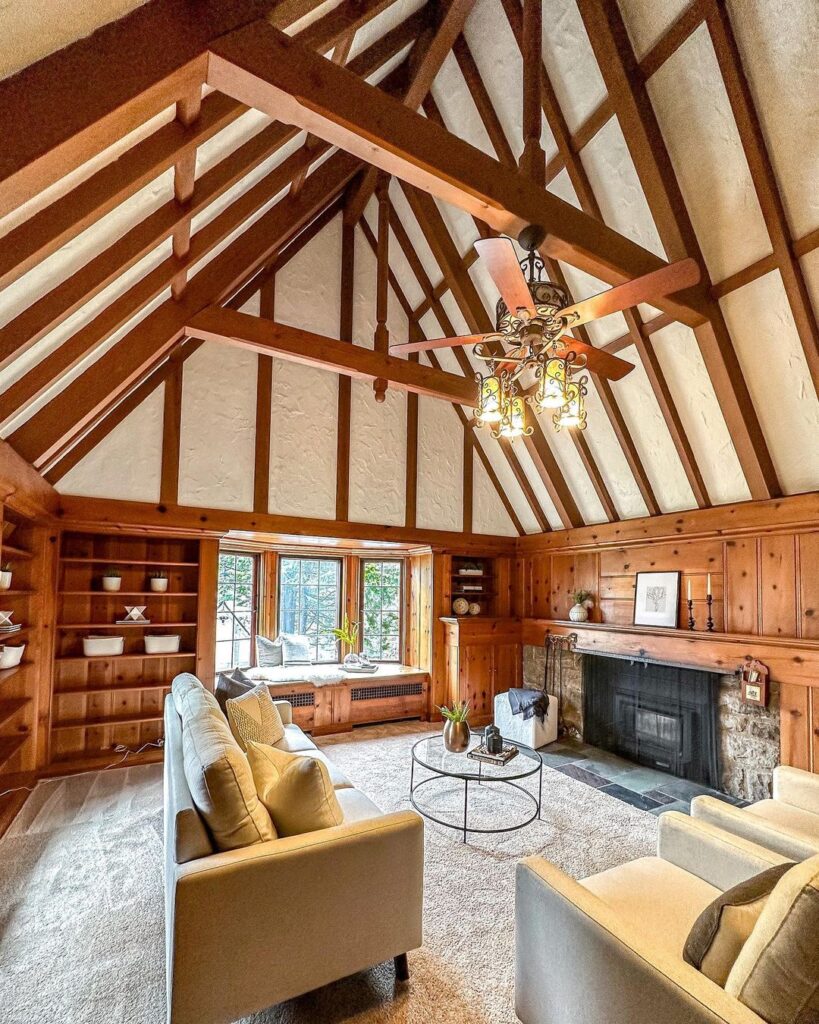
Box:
left=534, top=356, right=569, bottom=410
left=475, top=371, right=503, bottom=424
left=554, top=379, right=588, bottom=431
left=493, top=394, right=532, bottom=440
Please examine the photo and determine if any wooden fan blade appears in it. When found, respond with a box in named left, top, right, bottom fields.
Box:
left=556, top=257, right=701, bottom=327
left=389, top=333, right=490, bottom=355
left=559, top=336, right=634, bottom=381
left=474, top=237, right=535, bottom=314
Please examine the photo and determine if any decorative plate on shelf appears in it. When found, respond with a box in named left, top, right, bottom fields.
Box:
left=452, top=597, right=469, bottom=615
left=468, top=602, right=481, bottom=615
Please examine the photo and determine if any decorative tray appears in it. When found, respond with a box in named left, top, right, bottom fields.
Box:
left=467, top=743, right=519, bottom=766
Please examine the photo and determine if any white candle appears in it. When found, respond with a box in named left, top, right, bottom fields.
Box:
left=687, top=579, right=692, bottom=601
left=706, top=573, right=712, bottom=596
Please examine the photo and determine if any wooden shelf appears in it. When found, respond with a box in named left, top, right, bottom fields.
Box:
left=0, top=698, right=30, bottom=728
left=0, top=734, right=28, bottom=772
left=60, top=557, right=199, bottom=567
left=0, top=627, right=30, bottom=640
left=55, top=682, right=172, bottom=697
left=59, top=590, right=198, bottom=597
left=52, top=710, right=165, bottom=731
left=0, top=662, right=34, bottom=685
left=0, top=544, right=32, bottom=561
left=57, top=622, right=197, bottom=629
left=451, top=573, right=494, bottom=579
left=0, top=590, right=35, bottom=596
left=56, top=651, right=196, bottom=664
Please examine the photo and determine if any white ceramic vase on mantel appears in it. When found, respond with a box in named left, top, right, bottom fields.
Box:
left=568, top=603, right=588, bottom=622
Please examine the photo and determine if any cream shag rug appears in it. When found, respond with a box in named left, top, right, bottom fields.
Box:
left=0, top=723, right=657, bottom=1024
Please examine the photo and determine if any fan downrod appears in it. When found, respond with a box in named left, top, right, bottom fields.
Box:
left=517, top=224, right=546, bottom=253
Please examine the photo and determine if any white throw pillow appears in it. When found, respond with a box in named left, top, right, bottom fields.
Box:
left=280, top=632, right=313, bottom=665
left=246, top=741, right=343, bottom=837
left=226, top=682, right=285, bottom=752
left=256, top=634, right=283, bottom=668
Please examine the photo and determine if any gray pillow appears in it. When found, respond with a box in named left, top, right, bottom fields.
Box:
left=214, top=667, right=254, bottom=714
left=256, top=634, right=283, bottom=668
left=280, top=632, right=312, bottom=665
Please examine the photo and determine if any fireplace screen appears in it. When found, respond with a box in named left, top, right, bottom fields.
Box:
left=584, top=655, right=719, bottom=788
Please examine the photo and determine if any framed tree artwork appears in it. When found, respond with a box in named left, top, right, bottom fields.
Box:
left=633, top=571, right=681, bottom=628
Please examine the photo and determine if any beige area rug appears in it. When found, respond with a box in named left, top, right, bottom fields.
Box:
left=0, top=722, right=657, bottom=1024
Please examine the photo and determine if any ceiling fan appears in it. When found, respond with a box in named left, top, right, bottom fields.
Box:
left=390, top=226, right=700, bottom=438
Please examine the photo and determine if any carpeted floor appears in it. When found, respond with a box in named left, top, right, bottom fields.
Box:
left=0, top=722, right=658, bottom=1024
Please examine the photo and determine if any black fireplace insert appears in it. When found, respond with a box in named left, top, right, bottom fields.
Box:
left=583, top=654, right=720, bottom=788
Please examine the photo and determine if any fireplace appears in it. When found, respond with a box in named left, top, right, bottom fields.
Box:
left=583, top=654, right=720, bottom=789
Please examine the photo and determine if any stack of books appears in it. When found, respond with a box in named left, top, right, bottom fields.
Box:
left=467, top=743, right=519, bottom=767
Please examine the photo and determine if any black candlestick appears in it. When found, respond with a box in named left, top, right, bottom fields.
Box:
left=706, top=593, right=714, bottom=632
left=687, top=599, right=695, bottom=631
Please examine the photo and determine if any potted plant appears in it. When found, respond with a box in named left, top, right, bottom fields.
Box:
left=331, top=615, right=362, bottom=667
left=0, top=563, right=12, bottom=591
left=438, top=700, right=471, bottom=752
left=101, top=567, right=122, bottom=592
left=569, top=589, right=594, bottom=622
left=149, top=571, right=169, bottom=593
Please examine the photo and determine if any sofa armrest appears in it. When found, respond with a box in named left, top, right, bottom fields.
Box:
left=658, top=811, right=790, bottom=889
left=272, top=699, right=293, bottom=725
left=515, top=856, right=765, bottom=1024
left=773, top=765, right=819, bottom=814
left=691, top=795, right=819, bottom=861
left=168, top=810, right=423, bottom=1024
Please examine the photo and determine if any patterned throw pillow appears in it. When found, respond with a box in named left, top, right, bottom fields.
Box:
left=246, top=741, right=343, bottom=837
left=256, top=634, right=283, bottom=668
left=280, top=633, right=313, bottom=665
left=226, top=682, right=285, bottom=751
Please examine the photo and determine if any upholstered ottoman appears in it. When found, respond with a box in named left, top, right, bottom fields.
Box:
left=494, top=691, right=558, bottom=750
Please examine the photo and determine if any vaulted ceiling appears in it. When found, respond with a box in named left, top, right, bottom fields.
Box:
left=0, top=0, right=817, bottom=538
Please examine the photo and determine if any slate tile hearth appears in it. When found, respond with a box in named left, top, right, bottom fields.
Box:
left=538, top=737, right=748, bottom=816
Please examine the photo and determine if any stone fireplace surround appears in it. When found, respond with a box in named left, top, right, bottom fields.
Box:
left=522, top=645, right=780, bottom=802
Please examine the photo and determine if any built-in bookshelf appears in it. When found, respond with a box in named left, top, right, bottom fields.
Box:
left=49, top=530, right=212, bottom=771
left=449, top=555, right=498, bottom=617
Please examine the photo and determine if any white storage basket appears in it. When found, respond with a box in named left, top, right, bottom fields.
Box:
left=144, top=634, right=181, bottom=654
left=83, top=635, right=124, bottom=656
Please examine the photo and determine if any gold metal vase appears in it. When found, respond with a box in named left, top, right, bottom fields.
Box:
left=443, top=720, right=470, bottom=753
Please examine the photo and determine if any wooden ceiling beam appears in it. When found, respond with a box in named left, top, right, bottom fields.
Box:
left=343, top=0, right=478, bottom=226
left=451, top=36, right=516, bottom=168
left=518, top=0, right=545, bottom=186
left=576, top=0, right=780, bottom=501
left=12, top=151, right=361, bottom=469
left=0, top=440, right=59, bottom=518
left=207, top=20, right=709, bottom=325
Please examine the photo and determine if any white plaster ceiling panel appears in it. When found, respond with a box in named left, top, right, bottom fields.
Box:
left=418, top=309, right=444, bottom=345
left=383, top=227, right=425, bottom=310
left=647, top=25, right=771, bottom=282
left=650, top=320, right=750, bottom=505
left=719, top=270, right=819, bottom=494
left=726, top=0, right=819, bottom=238
left=438, top=290, right=473, bottom=337
left=346, top=0, right=426, bottom=62
left=268, top=359, right=339, bottom=519
left=433, top=195, right=479, bottom=259
left=541, top=0, right=608, bottom=133
left=529, top=407, right=608, bottom=526
left=579, top=375, right=649, bottom=519
left=462, top=0, right=525, bottom=161
left=416, top=395, right=463, bottom=532
left=473, top=429, right=540, bottom=534
left=547, top=167, right=581, bottom=209
left=0, top=0, right=151, bottom=81
left=610, top=356, right=698, bottom=512
left=353, top=223, right=378, bottom=349
left=387, top=184, right=443, bottom=286
left=348, top=378, right=407, bottom=527
left=509, top=440, right=565, bottom=531
left=615, top=0, right=692, bottom=60
left=580, top=117, right=667, bottom=260
left=431, top=52, right=495, bottom=161
left=472, top=449, right=517, bottom=536
left=177, top=341, right=256, bottom=511
left=275, top=214, right=343, bottom=340
left=57, top=380, right=163, bottom=501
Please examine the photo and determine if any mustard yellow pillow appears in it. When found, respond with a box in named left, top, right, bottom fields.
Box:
left=246, top=741, right=343, bottom=837
left=226, top=682, right=285, bottom=751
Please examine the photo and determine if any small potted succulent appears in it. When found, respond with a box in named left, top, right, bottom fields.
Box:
left=101, top=567, right=122, bottom=592
left=438, top=700, right=471, bottom=753
left=331, top=615, right=369, bottom=668
left=0, top=562, right=12, bottom=591
left=149, top=571, right=169, bottom=593
left=569, top=589, right=594, bottom=623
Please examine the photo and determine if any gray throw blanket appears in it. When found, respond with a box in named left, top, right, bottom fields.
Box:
left=507, top=687, right=549, bottom=722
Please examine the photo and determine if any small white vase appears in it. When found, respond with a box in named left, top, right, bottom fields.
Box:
left=101, top=576, right=121, bottom=592
left=150, top=577, right=169, bottom=592
left=569, top=602, right=589, bottom=622
left=0, top=570, right=11, bottom=591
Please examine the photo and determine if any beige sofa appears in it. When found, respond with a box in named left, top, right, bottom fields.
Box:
left=164, top=681, right=424, bottom=1024
left=692, top=765, right=819, bottom=861
left=515, top=811, right=791, bottom=1024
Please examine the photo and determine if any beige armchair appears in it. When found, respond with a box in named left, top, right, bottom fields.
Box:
left=515, top=812, right=790, bottom=1024
left=692, top=765, right=819, bottom=861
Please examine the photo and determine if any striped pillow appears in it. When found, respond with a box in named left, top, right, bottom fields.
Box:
left=256, top=634, right=283, bottom=668
left=280, top=633, right=313, bottom=665
left=226, top=683, right=285, bottom=752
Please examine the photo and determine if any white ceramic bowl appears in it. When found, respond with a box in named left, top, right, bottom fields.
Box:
left=144, top=634, right=180, bottom=654
left=101, top=576, right=122, bottom=592
left=149, top=577, right=169, bottom=592
left=0, top=643, right=25, bottom=669
left=83, top=635, right=124, bottom=657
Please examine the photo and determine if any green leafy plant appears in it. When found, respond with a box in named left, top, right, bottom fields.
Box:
left=572, top=589, right=593, bottom=605
left=437, top=700, right=470, bottom=723
left=102, top=567, right=122, bottom=578
left=331, top=615, right=359, bottom=655
left=149, top=571, right=168, bottom=579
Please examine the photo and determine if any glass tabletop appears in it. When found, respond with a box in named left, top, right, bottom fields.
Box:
left=411, top=734, right=541, bottom=782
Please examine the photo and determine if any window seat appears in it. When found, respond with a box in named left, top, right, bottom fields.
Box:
left=245, top=664, right=429, bottom=735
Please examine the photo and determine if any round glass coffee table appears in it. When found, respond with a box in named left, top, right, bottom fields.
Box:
left=410, top=734, right=543, bottom=842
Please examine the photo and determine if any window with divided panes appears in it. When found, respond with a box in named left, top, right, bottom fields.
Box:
left=361, top=559, right=403, bottom=662
left=278, top=556, right=342, bottom=663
